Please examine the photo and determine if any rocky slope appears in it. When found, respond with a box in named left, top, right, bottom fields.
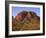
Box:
left=12, top=11, right=40, bottom=31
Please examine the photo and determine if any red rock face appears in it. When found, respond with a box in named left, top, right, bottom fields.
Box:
left=15, top=11, right=28, bottom=21
left=15, top=13, right=31, bottom=21
left=15, top=15, right=22, bottom=21
left=15, top=11, right=38, bottom=21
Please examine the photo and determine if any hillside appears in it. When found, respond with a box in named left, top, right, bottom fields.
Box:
left=12, top=11, right=40, bottom=31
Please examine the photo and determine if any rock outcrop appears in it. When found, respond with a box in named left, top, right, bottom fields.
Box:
left=12, top=11, right=40, bottom=31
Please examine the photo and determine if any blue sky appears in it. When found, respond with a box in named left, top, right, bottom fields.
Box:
left=12, top=7, right=40, bottom=17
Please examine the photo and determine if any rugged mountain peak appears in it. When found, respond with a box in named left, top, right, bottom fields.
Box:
left=13, top=11, right=39, bottom=21
left=12, top=11, right=40, bottom=31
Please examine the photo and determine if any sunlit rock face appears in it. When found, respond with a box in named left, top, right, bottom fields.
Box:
left=14, top=11, right=39, bottom=21
left=15, top=15, right=22, bottom=21
left=15, top=11, right=28, bottom=21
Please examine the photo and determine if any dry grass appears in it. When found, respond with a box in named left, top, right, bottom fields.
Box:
left=12, top=18, right=40, bottom=31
